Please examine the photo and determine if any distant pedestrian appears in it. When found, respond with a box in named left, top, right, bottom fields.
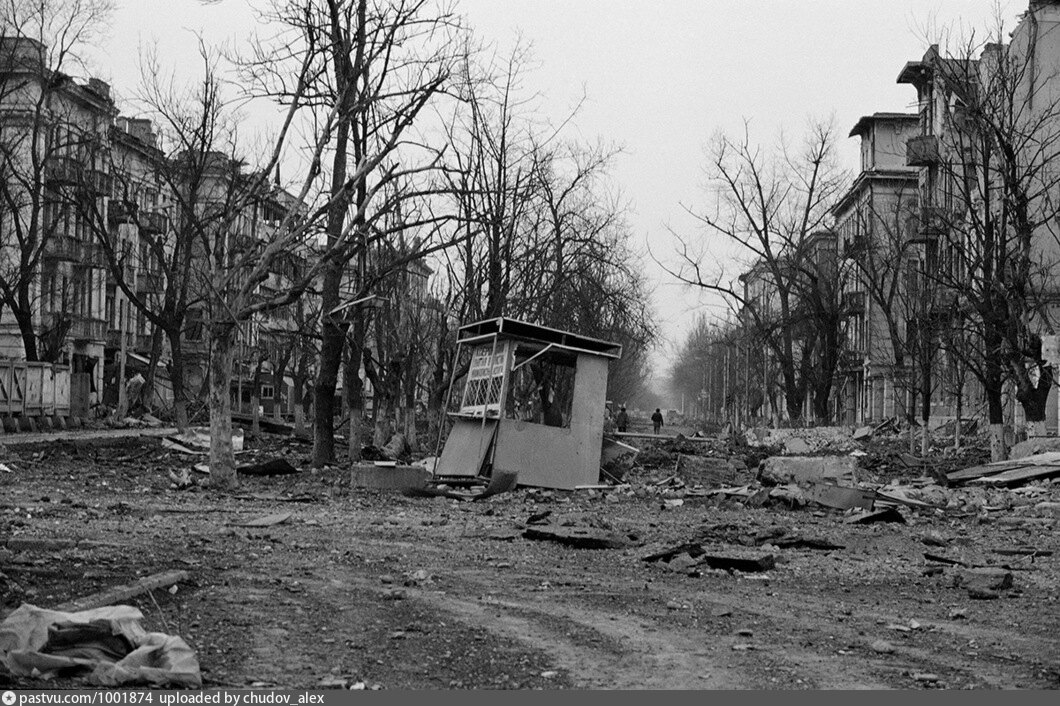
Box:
left=616, top=406, right=629, bottom=433
left=651, top=408, right=664, bottom=435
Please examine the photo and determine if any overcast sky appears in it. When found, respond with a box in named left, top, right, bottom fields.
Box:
left=98, top=0, right=1025, bottom=394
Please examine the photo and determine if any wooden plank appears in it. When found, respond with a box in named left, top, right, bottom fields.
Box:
left=55, top=570, right=190, bottom=612
left=968, top=464, right=1060, bottom=487
left=945, top=463, right=1023, bottom=483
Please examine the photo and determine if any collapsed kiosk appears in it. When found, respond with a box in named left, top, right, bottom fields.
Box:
left=433, top=318, right=622, bottom=490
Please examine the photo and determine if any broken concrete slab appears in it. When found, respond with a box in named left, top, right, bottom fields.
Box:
left=523, top=525, right=632, bottom=549
left=758, top=456, right=857, bottom=486
left=642, top=544, right=775, bottom=573
left=352, top=464, right=430, bottom=490
left=852, top=425, right=874, bottom=441
left=953, top=567, right=1013, bottom=593
left=783, top=438, right=813, bottom=455
left=845, top=507, right=905, bottom=524
left=805, top=483, right=875, bottom=511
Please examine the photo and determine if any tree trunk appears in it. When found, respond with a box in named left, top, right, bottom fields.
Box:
left=272, top=363, right=285, bottom=422
left=293, top=370, right=306, bottom=435
left=167, top=328, right=189, bottom=431
left=142, top=324, right=164, bottom=413
left=987, top=381, right=1006, bottom=462
left=313, top=262, right=344, bottom=466
left=346, top=316, right=366, bottom=462
left=1016, top=365, right=1052, bottom=438
left=954, top=383, right=963, bottom=450
left=208, top=324, right=237, bottom=490
left=14, top=303, right=38, bottom=362
left=920, top=360, right=931, bottom=456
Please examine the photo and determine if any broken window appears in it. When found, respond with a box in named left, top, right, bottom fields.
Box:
left=459, top=341, right=509, bottom=416
left=504, top=344, right=575, bottom=428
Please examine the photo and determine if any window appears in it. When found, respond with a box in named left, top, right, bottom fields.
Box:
left=460, top=342, right=509, bottom=416
left=504, top=345, right=576, bottom=429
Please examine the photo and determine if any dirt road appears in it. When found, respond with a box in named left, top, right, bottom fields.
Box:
left=1, top=432, right=1058, bottom=689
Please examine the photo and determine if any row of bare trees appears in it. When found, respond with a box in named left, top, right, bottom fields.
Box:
left=668, top=8, right=1060, bottom=460
left=0, top=0, right=658, bottom=487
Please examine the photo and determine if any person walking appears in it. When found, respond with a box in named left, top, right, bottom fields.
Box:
left=616, top=406, right=629, bottom=433
left=651, top=408, right=664, bottom=435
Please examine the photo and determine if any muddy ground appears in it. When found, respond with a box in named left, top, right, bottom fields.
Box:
left=1, top=427, right=1058, bottom=690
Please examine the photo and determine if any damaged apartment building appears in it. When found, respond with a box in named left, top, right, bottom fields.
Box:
left=739, top=0, right=1060, bottom=434
left=0, top=35, right=313, bottom=420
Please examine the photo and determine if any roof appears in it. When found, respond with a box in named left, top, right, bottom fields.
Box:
left=830, top=168, right=919, bottom=217
left=457, top=317, right=623, bottom=359
left=848, top=112, right=918, bottom=138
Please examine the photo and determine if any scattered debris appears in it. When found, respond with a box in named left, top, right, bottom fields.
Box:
left=523, top=525, right=633, bottom=549
left=403, top=471, right=518, bottom=501
left=232, top=512, right=293, bottom=528
left=0, top=603, right=201, bottom=687
left=805, top=483, right=875, bottom=511
left=758, top=456, right=858, bottom=486
left=642, top=544, right=775, bottom=573
left=237, top=459, right=299, bottom=476
left=947, top=451, right=1060, bottom=488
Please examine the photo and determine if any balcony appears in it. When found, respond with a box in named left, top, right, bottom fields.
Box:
left=108, top=200, right=137, bottom=226
left=44, top=155, right=81, bottom=185
left=842, top=290, right=866, bottom=316
left=136, top=270, right=163, bottom=294
left=140, top=210, right=167, bottom=234
left=43, top=235, right=82, bottom=262
left=839, top=350, right=866, bottom=371
left=81, top=168, right=111, bottom=197
left=910, top=206, right=952, bottom=243
left=906, top=135, right=939, bottom=167
left=69, top=316, right=107, bottom=342
left=82, top=241, right=108, bottom=268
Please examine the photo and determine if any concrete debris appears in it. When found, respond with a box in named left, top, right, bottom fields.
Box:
left=953, top=567, right=1013, bottom=593
left=845, top=507, right=905, bottom=524
left=852, top=425, right=874, bottom=441
left=871, top=640, right=896, bottom=654
left=232, top=512, right=292, bottom=528
left=523, top=525, right=634, bottom=549
left=758, top=456, right=858, bottom=486
left=805, top=483, right=875, bottom=511
left=642, top=544, right=775, bottom=573
left=354, top=463, right=430, bottom=491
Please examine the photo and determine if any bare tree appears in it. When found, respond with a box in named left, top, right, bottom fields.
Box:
left=244, top=0, right=463, bottom=466
left=667, top=121, right=847, bottom=425
left=908, top=9, right=1060, bottom=455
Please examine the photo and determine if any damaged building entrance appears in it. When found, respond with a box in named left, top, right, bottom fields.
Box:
left=434, top=318, right=622, bottom=490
